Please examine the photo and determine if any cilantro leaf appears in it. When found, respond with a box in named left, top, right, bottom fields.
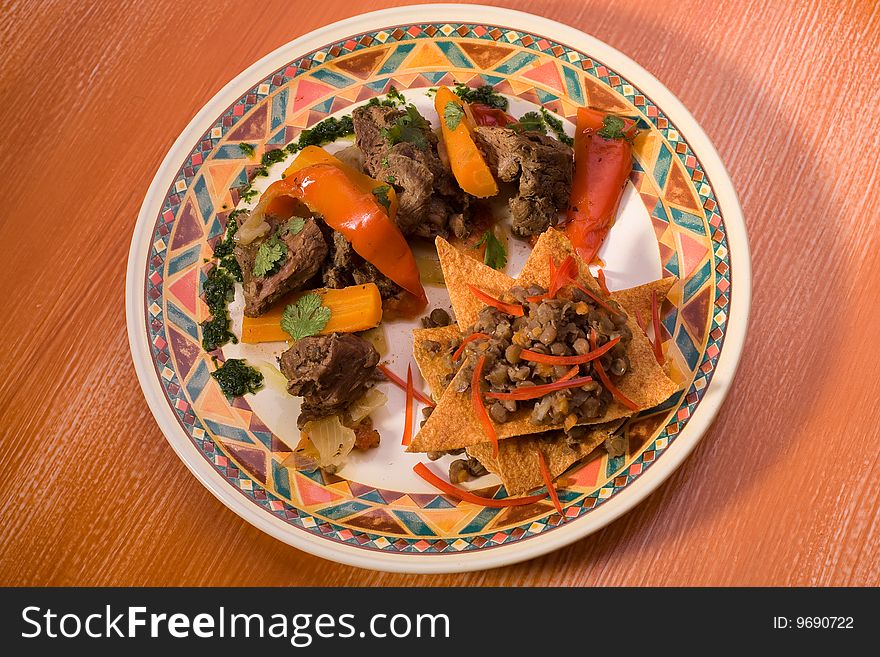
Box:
left=367, top=86, right=407, bottom=108
left=371, top=185, right=392, bottom=212
left=472, top=230, right=507, bottom=271
left=381, top=104, right=429, bottom=149
left=252, top=235, right=287, bottom=277
left=239, top=143, right=255, bottom=157
left=596, top=115, right=626, bottom=140
left=540, top=108, right=574, bottom=146
left=280, top=293, right=331, bottom=341
left=285, top=115, right=355, bottom=155
left=443, top=101, right=464, bottom=131
left=385, top=85, right=406, bottom=105
left=511, top=111, right=546, bottom=134
left=282, top=217, right=305, bottom=236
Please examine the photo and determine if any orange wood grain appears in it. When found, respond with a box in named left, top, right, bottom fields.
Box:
left=1, top=0, right=878, bottom=586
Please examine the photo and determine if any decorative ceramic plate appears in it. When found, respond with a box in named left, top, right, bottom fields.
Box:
left=126, top=4, right=750, bottom=573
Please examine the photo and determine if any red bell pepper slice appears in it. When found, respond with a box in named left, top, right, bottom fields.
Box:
left=557, top=365, right=580, bottom=382
left=401, top=364, right=414, bottom=446
left=468, top=102, right=516, bottom=127
left=590, top=329, right=639, bottom=411
left=563, top=108, right=637, bottom=264
left=378, top=364, right=435, bottom=407
left=573, top=281, right=619, bottom=316
left=258, top=164, right=427, bottom=306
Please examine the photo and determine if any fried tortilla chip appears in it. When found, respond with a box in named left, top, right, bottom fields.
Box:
left=409, top=229, right=678, bottom=454
left=411, top=325, right=459, bottom=400
left=412, top=326, right=624, bottom=494
left=517, top=226, right=603, bottom=293
left=413, top=275, right=672, bottom=493
left=466, top=421, right=624, bottom=495
left=407, top=228, right=677, bottom=452
left=436, top=237, right=514, bottom=329
left=611, top=276, right=676, bottom=328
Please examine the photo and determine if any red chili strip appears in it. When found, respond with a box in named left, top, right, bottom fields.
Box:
left=413, top=462, right=546, bottom=507
left=557, top=365, right=580, bottom=382
left=650, top=289, right=664, bottom=364
left=519, top=337, right=620, bottom=365
left=594, top=359, right=639, bottom=411
left=401, top=364, right=414, bottom=446
left=635, top=309, right=647, bottom=331
left=526, top=255, right=578, bottom=302
left=552, top=256, right=579, bottom=296
left=537, top=449, right=564, bottom=518
left=589, top=329, right=639, bottom=411
left=468, top=284, right=524, bottom=316
left=485, top=375, right=594, bottom=401
left=597, top=268, right=610, bottom=296
left=452, top=332, right=492, bottom=361
left=378, top=364, right=435, bottom=407
left=471, top=355, right=499, bottom=457
left=573, top=282, right=619, bottom=315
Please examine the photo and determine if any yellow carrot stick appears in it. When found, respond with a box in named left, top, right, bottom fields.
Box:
left=241, top=283, right=382, bottom=343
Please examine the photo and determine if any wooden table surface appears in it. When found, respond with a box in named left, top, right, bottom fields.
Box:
left=2, top=0, right=878, bottom=587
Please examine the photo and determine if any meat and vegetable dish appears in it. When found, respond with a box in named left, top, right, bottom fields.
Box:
left=201, top=82, right=678, bottom=505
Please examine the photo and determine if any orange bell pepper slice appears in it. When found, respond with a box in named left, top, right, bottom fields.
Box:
left=255, top=163, right=426, bottom=305
left=564, top=108, right=636, bottom=264
left=434, top=86, right=498, bottom=198
left=283, top=145, right=399, bottom=220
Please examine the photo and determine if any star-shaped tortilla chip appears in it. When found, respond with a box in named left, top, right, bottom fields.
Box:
left=411, top=246, right=677, bottom=494
left=407, top=228, right=678, bottom=457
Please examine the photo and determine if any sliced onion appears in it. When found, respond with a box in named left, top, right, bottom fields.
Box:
left=346, top=387, right=388, bottom=424
left=301, top=415, right=357, bottom=471
left=252, top=361, right=289, bottom=394
left=288, top=435, right=321, bottom=473
left=234, top=215, right=271, bottom=245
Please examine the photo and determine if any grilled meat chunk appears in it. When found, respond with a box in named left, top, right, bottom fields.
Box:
left=473, top=126, right=573, bottom=236
left=234, top=216, right=327, bottom=317
left=353, top=103, right=469, bottom=238
left=279, top=333, right=380, bottom=426
left=320, top=227, right=403, bottom=302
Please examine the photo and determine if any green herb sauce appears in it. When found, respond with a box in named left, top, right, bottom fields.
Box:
left=211, top=357, right=264, bottom=400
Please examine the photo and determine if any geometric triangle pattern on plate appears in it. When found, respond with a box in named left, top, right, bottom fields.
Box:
left=143, top=21, right=733, bottom=554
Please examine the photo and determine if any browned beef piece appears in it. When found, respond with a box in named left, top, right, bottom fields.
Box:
left=353, top=104, right=469, bottom=238
left=473, top=126, right=573, bottom=237
left=279, top=333, right=380, bottom=425
left=234, top=217, right=327, bottom=317
left=320, top=227, right=403, bottom=302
